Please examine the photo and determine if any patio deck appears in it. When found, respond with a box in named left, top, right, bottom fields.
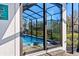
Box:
left=39, top=50, right=79, bottom=56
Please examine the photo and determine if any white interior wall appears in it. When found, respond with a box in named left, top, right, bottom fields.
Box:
left=15, top=4, right=20, bottom=56
left=62, top=4, right=67, bottom=52
left=0, top=3, right=20, bottom=56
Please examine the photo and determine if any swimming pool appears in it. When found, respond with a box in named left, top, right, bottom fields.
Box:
left=21, top=35, right=43, bottom=47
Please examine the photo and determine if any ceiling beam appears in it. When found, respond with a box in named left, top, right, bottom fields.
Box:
left=27, top=8, right=43, bottom=17
left=24, top=12, right=37, bottom=19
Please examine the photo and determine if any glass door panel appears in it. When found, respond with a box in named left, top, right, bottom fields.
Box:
left=46, top=3, right=62, bottom=48
left=21, top=3, right=44, bottom=55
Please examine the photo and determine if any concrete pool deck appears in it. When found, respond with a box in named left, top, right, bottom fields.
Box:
left=39, top=50, right=79, bottom=56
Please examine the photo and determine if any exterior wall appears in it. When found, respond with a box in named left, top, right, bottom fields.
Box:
left=0, top=4, right=20, bottom=56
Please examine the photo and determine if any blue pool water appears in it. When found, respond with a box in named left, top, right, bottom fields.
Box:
left=21, top=35, right=43, bottom=46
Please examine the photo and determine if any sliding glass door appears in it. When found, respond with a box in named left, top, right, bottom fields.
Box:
left=20, top=3, right=62, bottom=55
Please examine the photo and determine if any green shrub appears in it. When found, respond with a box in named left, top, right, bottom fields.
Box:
left=66, top=39, right=72, bottom=47
left=50, top=33, right=61, bottom=41
left=66, top=39, right=78, bottom=47
left=67, top=33, right=78, bottom=39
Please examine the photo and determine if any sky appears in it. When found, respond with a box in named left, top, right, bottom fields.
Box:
left=66, top=3, right=78, bottom=16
